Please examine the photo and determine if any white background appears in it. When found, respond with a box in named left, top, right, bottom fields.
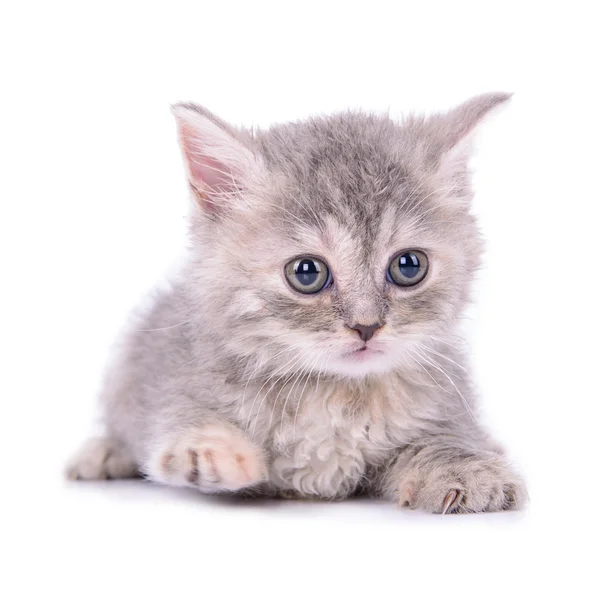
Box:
left=1, top=1, right=599, bottom=598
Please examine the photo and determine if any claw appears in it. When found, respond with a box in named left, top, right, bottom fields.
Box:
left=442, top=490, right=459, bottom=514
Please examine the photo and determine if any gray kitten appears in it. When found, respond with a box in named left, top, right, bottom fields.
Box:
left=68, top=93, right=526, bottom=513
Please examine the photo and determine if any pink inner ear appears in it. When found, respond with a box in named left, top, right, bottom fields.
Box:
left=179, top=122, right=236, bottom=211
left=188, top=154, right=232, bottom=191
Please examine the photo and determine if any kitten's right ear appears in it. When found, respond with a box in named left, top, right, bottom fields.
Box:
left=171, top=103, right=262, bottom=215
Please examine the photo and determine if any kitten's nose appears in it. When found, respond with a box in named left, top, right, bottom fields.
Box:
left=350, top=322, right=383, bottom=342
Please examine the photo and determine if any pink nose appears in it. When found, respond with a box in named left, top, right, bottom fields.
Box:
left=350, top=323, right=382, bottom=342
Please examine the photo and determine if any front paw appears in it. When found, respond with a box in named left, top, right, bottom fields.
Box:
left=147, top=424, right=268, bottom=493
left=397, top=451, right=527, bottom=514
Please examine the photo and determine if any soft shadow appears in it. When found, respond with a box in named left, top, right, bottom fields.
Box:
left=63, top=478, right=529, bottom=524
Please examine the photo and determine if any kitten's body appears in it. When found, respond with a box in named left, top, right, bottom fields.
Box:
left=69, top=95, right=526, bottom=512
left=101, top=287, right=477, bottom=500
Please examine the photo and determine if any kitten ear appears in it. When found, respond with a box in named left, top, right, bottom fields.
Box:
left=436, top=92, right=511, bottom=151
left=171, top=103, right=262, bottom=214
left=430, top=92, right=512, bottom=175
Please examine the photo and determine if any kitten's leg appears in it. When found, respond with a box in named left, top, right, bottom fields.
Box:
left=66, top=437, right=139, bottom=480
left=144, top=422, right=268, bottom=494
left=378, top=438, right=527, bottom=514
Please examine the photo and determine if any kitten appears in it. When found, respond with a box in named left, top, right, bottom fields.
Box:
left=67, top=93, right=526, bottom=513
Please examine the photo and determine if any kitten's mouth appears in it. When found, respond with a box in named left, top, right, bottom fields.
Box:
left=343, top=345, right=384, bottom=361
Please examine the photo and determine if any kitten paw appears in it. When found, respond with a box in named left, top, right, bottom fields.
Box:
left=398, top=452, right=527, bottom=514
left=66, top=437, right=138, bottom=480
left=148, top=424, right=267, bottom=493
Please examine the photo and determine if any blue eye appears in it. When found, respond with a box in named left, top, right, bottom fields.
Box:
left=388, top=251, right=428, bottom=286
left=285, top=257, right=331, bottom=294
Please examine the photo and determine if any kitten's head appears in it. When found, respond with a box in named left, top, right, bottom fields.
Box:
left=173, top=94, right=509, bottom=379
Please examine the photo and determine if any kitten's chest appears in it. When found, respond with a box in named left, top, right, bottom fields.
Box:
left=266, top=377, right=423, bottom=498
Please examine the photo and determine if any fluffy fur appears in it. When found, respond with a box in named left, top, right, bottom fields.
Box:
left=67, top=93, right=526, bottom=513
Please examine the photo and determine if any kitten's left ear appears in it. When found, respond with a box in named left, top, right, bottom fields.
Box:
left=172, top=103, right=263, bottom=216
left=429, top=92, right=512, bottom=175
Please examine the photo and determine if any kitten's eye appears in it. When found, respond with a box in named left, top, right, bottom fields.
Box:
left=388, top=250, right=429, bottom=287
left=285, top=257, right=331, bottom=294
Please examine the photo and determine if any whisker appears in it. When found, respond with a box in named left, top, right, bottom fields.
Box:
left=244, top=348, right=309, bottom=432
left=236, top=341, right=310, bottom=422
left=411, top=348, right=477, bottom=423
left=415, top=342, right=469, bottom=373
left=278, top=350, right=322, bottom=435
